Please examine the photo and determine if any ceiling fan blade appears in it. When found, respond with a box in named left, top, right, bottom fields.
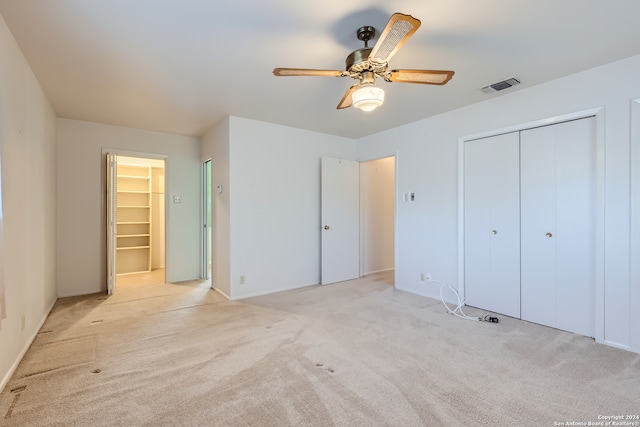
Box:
left=337, top=84, right=358, bottom=109
left=273, top=68, right=347, bottom=77
left=385, top=69, right=455, bottom=85
left=369, top=13, right=421, bottom=64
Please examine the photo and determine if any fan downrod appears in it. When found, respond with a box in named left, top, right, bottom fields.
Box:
left=356, top=26, right=375, bottom=47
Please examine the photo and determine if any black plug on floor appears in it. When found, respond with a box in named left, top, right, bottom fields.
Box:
left=483, top=315, right=499, bottom=323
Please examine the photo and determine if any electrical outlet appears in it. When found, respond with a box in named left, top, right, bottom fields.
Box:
left=240, top=275, right=245, bottom=284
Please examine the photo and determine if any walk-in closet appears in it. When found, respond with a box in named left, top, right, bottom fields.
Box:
left=107, top=155, right=166, bottom=291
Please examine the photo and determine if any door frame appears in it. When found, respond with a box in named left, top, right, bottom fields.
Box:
left=102, top=149, right=169, bottom=291
left=106, top=153, right=117, bottom=294
left=457, top=107, right=605, bottom=343
left=630, top=99, right=640, bottom=352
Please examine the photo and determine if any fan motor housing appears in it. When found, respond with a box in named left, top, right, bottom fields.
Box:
left=345, top=48, right=373, bottom=73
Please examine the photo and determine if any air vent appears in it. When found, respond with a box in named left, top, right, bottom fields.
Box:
left=479, top=77, right=521, bottom=94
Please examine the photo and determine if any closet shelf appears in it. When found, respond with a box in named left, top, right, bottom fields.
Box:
left=115, top=164, right=153, bottom=276
left=118, top=175, right=150, bottom=179
left=117, top=246, right=151, bottom=251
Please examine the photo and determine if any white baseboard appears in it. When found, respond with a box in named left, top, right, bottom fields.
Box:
left=0, top=297, right=57, bottom=394
left=211, top=286, right=231, bottom=300
left=362, top=268, right=394, bottom=276
left=603, top=339, right=632, bottom=351
left=232, top=282, right=319, bottom=300
left=57, top=289, right=103, bottom=298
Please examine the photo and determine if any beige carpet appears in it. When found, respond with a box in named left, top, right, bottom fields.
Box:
left=115, top=268, right=167, bottom=289
left=1, top=272, right=638, bottom=426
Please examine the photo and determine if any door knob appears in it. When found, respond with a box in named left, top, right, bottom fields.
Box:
left=546, top=232, right=553, bottom=238
left=491, top=230, right=497, bottom=235
left=324, top=225, right=330, bottom=230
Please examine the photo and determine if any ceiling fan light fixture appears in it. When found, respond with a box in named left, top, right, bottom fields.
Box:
left=352, top=83, right=385, bottom=112
left=274, top=13, right=454, bottom=111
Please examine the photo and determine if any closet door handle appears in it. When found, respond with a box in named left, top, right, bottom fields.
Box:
left=491, top=229, right=497, bottom=235
left=546, top=232, right=553, bottom=238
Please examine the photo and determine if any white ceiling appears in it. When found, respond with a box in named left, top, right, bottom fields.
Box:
left=2, top=1, right=640, bottom=139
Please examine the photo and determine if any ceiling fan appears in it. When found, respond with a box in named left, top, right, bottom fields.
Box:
left=273, top=13, right=454, bottom=112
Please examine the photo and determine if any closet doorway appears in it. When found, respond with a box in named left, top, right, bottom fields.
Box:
left=107, top=153, right=166, bottom=293
left=360, top=156, right=396, bottom=281
left=320, top=155, right=396, bottom=286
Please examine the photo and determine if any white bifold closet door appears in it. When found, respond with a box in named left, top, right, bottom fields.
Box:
left=464, top=132, right=521, bottom=318
left=464, top=117, right=596, bottom=338
left=520, top=118, right=596, bottom=337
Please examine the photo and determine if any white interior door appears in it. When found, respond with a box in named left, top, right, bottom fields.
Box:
left=464, top=132, right=521, bottom=317
left=520, top=117, right=596, bottom=337
left=321, top=157, right=359, bottom=285
left=202, top=159, right=212, bottom=281
left=106, top=153, right=117, bottom=295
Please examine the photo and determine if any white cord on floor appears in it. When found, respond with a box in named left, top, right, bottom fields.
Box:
left=432, top=279, right=482, bottom=321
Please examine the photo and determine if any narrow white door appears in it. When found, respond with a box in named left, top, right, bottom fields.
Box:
left=321, top=157, right=360, bottom=285
left=202, top=159, right=212, bottom=281
left=520, top=117, right=596, bottom=337
left=464, top=132, right=521, bottom=317
left=106, top=153, right=117, bottom=295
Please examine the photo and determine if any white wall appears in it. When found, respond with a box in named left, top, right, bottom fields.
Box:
left=56, top=119, right=201, bottom=296
left=202, top=116, right=356, bottom=299
left=357, top=54, right=640, bottom=353
left=201, top=117, right=231, bottom=297
left=360, top=156, right=395, bottom=275
left=0, top=13, right=57, bottom=391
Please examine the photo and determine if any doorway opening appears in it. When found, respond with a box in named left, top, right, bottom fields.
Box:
left=360, top=156, right=395, bottom=285
left=319, top=155, right=396, bottom=287
left=107, top=154, right=166, bottom=293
